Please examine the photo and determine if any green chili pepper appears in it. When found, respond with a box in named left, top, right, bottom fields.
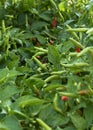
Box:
left=88, top=85, right=93, bottom=94
left=44, top=75, right=60, bottom=83
left=5, top=15, right=14, bottom=18
left=79, top=32, right=82, bottom=41
left=61, top=63, right=89, bottom=68
left=86, top=28, right=93, bottom=34
left=2, top=20, right=6, bottom=34
left=67, top=28, right=88, bottom=32
left=91, top=126, right=93, bottom=130
left=69, top=52, right=78, bottom=56
left=12, top=0, right=18, bottom=5
left=59, top=92, right=77, bottom=97
left=51, top=70, right=66, bottom=75
left=69, top=38, right=84, bottom=49
left=49, top=0, right=64, bottom=21
left=44, top=84, right=65, bottom=92
left=49, top=0, right=57, bottom=9
left=33, top=85, right=40, bottom=97
left=43, top=31, right=56, bottom=40
left=14, top=110, right=34, bottom=122
left=34, top=46, right=48, bottom=52
left=34, top=52, right=47, bottom=57
left=32, top=56, right=47, bottom=71
left=53, top=93, right=63, bottom=114
left=58, top=11, right=64, bottom=22
left=19, top=98, right=45, bottom=108
left=77, top=47, right=93, bottom=57
left=66, top=25, right=79, bottom=41
left=36, top=118, right=52, bottom=130
left=25, top=14, right=29, bottom=28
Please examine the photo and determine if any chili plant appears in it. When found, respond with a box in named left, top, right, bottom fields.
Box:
left=0, top=0, right=93, bottom=130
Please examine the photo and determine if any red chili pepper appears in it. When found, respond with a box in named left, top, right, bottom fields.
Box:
left=51, top=17, right=57, bottom=27
left=76, top=48, right=81, bottom=53
left=61, top=96, right=69, bottom=101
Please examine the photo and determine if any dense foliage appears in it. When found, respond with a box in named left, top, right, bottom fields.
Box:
left=0, top=0, right=93, bottom=130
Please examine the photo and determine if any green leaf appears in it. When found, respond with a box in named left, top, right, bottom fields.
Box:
left=63, top=126, right=76, bottom=130
left=31, top=21, right=48, bottom=31
left=39, top=11, right=51, bottom=21
left=0, top=68, right=21, bottom=83
left=0, top=124, right=7, bottom=130
left=0, top=115, right=22, bottom=130
left=21, top=0, right=35, bottom=11
left=0, top=85, right=18, bottom=101
left=26, top=77, right=44, bottom=88
left=58, top=2, right=66, bottom=12
left=48, top=45, right=61, bottom=70
left=13, top=95, right=46, bottom=108
left=0, top=68, right=9, bottom=83
left=24, top=104, right=43, bottom=116
left=35, top=35, right=47, bottom=44
left=84, top=104, right=93, bottom=128
left=7, top=70, right=21, bottom=78
left=39, top=103, right=69, bottom=128
left=17, top=66, right=32, bottom=74
left=19, top=98, right=45, bottom=108
left=58, top=41, right=73, bottom=54
left=44, top=84, right=65, bottom=91
left=6, top=52, right=19, bottom=69
left=70, top=113, right=87, bottom=130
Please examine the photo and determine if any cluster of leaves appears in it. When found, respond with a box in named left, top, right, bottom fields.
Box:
left=0, top=0, right=93, bottom=130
